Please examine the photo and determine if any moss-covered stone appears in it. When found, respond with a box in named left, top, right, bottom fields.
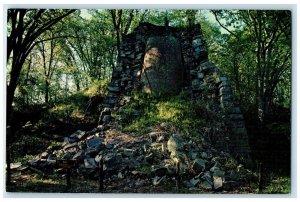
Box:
left=142, top=36, right=184, bottom=95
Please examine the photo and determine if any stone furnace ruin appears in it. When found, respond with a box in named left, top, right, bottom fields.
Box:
left=103, top=22, right=252, bottom=166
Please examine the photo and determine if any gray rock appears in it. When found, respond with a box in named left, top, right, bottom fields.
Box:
left=199, top=61, right=215, bottom=73
left=192, top=79, right=201, bottom=87
left=192, top=37, right=203, bottom=48
left=63, top=137, right=70, bottom=144
left=102, top=115, right=111, bottom=124
left=63, top=142, right=78, bottom=151
left=63, top=137, right=78, bottom=144
left=102, top=107, right=111, bottom=113
left=72, top=150, right=85, bottom=162
left=184, top=177, right=200, bottom=188
left=200, top=180, right=212, bottom=190
left=219, top=80, right=231, bottom=88
left=108, top=86, right=120, bottom=92
left=170, top=150, right=188, bottom=165
left=190, top=70, right=198, bottom=76
left=189, top=152, right=198, bottom=160
left=120, top=52, right=126, bottom=57
left=152, top=176, right=166, bottom=186
left=86, top=137, right=104, bottom=149
left=201, top=152, right=208, bottom=159
left=167, top=134, right=184, bottom=154
left=104, top=153, right=123, bottom=170
left=10, top=162, right=22, bottom=170
left=121, top=76, right=133, bottom=82
left=190, top=177, right=200, bottom=187
left=125, top=50, right=132, bottom=55
left=213, top=169, right=225, bottom=177
left=135, top=53, right=143, bottom=60
left=201, top=171, right=212, bottom=185
left=105, top=143, right=114, bottom=149
left=213, top=176, right=223, bottom=190
left=135, top=179, right=146, bottom=187
left=229, top=114, right=244, bottom=121
left=94, top=154, right=103, bottom=163
left=134, top=70, right=141, bottom=77
left=106, top=97, right=119, bottom=105
left=47, top=154, right=57, bottom=165
left=122, top=148, right=137, bottom=157
left=192, top=158, right=206, bottom=173
left=197, top=72, right=204, bottom=79
left=209, top=162, right=221, bottom=172
left=84, top=158, right=96, bottom=169
left=117, top=172, right=124, bottom=179
left=216, top=76, right=228, bottom=83
left=40, top=152, right=49, bottom=159
left=151, top=167, right=168, bottom=177
left=210, top=161, right=222, bottom=170
left=47, top=154, right=56, bottom=161
left=194, top=47, right=205, bottom=58
left=86, top=146, right=102, bottom=157
left=229, top=106, right=242, bottom=114
left=70, top=130, right=87, bottom=140
left=128, top=53, right=135, bottom=59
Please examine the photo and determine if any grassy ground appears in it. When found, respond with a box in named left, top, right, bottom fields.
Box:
left=7, top=166, right=290, bottom=194
left=6, top=90, right=291, bottom=194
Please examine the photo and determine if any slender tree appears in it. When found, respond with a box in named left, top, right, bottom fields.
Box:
left=212, top=10, right=291, bottom=123
left=6, top=8, right=75, bottom=184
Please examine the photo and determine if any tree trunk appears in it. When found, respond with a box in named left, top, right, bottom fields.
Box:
left=6, top=62, right=23, bottom=184
left=6, top=127, right=12, bottom=185
left=6, top=82, right=18, bottom=185
left=45, top=79, right=50, bottom=104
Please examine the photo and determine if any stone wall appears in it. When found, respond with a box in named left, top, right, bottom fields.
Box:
left=142, top=36, right=184, bottom=94
left=102, top=22, right=252, bottom=166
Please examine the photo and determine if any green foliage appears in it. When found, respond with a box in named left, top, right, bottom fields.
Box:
left=82, top=79, right=109, bottom=98
left=119, top=90, right=212, bottom=136
left=208, top=10, right=291, bottom=120
left=263, top=176, right=291, bottom=194
left=46, top=79, right=108, bottom=122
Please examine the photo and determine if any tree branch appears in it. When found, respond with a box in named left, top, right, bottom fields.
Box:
left=212, top=11, right=240, bottom=39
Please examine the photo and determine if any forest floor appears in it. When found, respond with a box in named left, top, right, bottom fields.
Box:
left=6, top=91, right=291, bottom=194
left=6, top=122, right=290, bottom=194
left=7, top=168, right=257, bottom=194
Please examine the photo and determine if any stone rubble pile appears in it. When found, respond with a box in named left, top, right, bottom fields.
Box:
left=27, top=122, right=251, bottom=192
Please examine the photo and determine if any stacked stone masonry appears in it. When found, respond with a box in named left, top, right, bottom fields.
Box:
left=102, top=23, right=252, bottom=166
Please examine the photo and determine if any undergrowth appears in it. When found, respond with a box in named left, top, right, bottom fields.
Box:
left=46, top=79, right=108, bottom=123
left=116, top=90, right=222, bottom=138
